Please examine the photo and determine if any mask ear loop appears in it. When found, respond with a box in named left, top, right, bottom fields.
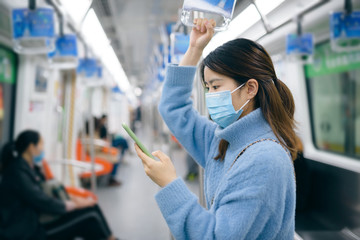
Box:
left=232, top=82, right=249, bottom=112
left=231, top=82, right=246, bottom=94
left=235, top=99, right=251, bottom=112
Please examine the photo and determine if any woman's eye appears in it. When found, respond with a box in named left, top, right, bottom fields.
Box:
left=204, top=87, right=209, bottom=92
left=213, top=86, right=219, bottom=90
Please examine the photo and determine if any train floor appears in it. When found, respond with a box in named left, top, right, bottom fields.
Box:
left=96, top=135, right=200, bottom=239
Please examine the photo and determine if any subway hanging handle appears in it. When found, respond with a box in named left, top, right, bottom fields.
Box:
left=179, top=18, right=215, bottom=66
left=181, top=0, right=238, bottom=31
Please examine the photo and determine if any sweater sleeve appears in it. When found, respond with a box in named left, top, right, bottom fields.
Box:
left=158, top=65, right=217, bottom=168
left=155, top=178, right=274, bottom=240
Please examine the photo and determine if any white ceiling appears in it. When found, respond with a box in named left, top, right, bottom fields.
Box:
left=93, top=0, right=183, bottom=87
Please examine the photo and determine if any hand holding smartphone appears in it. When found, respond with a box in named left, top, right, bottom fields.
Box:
left=122, top=123, right=155, bottom=159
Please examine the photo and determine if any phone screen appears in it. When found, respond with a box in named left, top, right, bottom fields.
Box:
left=122, top=123, right=155, bottom=159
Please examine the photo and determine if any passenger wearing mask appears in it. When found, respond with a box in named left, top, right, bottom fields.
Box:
left=0, top=130, right=116, bottom=240
left=135, top=19, right=298, bottom=239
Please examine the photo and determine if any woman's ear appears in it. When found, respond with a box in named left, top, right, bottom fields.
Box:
left=246, top=79, right=258, bottom=99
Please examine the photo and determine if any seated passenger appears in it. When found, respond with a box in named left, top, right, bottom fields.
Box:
left=0, top=130, right=116, bottom=240
left=98, top=115, right=129, bottom=186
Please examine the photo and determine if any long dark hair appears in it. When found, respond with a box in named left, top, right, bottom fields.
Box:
left=200, top=38, right=299, bottom=161
left=0, top=130, right=40, bottom=171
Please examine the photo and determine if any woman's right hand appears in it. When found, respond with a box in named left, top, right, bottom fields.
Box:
left=190, top=18, right=216, bottom=51
left=179, top=18, right=216, bottom=66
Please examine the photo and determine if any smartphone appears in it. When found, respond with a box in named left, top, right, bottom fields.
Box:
left=122, top=123, right=155, bottom=159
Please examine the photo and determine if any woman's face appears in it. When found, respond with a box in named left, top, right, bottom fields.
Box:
left=29, top=137, right=44, bottom=158
left=204, top=66, right=255, bottom=112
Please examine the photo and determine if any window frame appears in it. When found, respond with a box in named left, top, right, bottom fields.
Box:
left=304, top=41, right=360, bottom=160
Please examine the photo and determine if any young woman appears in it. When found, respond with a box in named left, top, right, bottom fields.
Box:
left=0, top=130, right=115, bottom=240
left=135, top=18, right=298, bottom=239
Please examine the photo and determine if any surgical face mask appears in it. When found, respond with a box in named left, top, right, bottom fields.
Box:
left=205, top=83, right=250, bottom=128
left=33, top=150, right=45, bottom=164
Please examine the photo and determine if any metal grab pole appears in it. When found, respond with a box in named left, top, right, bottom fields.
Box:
left=81, top=115, right=86, bottom=163
left=89, top=88, right=96, bottom=192
left=195, top=68, right=207, bottom=208
left=61, top=106, right=67, bottom=183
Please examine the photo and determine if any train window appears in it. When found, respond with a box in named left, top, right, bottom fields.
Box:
left=305, top=42, right=360, bottom=158
left=353, top=70, right=360, bottom=157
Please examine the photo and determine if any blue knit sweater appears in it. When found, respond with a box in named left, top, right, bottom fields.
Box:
left=156, top=65, right=296, bottom=240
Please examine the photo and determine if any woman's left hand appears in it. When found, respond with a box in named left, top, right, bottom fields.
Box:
left=134, top=144, right=177, bottom=187
left=70, top=195, right=97, bottom=209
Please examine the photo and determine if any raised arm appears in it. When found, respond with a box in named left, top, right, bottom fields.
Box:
left=158, top=19, right=217, bottom=167
left=158, top=65, right=216, bottom=167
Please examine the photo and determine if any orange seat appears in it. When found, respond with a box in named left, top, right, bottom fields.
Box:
left=65, top=186, right=97, bottom=200
left=102, top=146, right=118, bottom=155
left=76, top=139, right=85, bottom=161
left=78, top=155, right=113, bottom=179
left=42, top=160, right=97, bottom=200
left=171, top=135, right=182, bottom=148
left=76, top=139, right=113, bottom=178
left=42, top=159, right=55, bottom=180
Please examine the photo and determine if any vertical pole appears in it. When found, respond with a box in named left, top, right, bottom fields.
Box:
left=66, top=70, right=76, bottom=186
left=62, top=72, right=71, bottom=183
left=195, top=68, right=207, bottom=208
left=61, top=99, right=67, bottom=183
left=89, top=88, right=97, bottom=192
left=296, top=16, right=303, bottom=36
left=81, top=114, right=86, bottom=163
left=345, top=0, right=353, bottom=15
left=29, top=0, right=36, bottom=10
